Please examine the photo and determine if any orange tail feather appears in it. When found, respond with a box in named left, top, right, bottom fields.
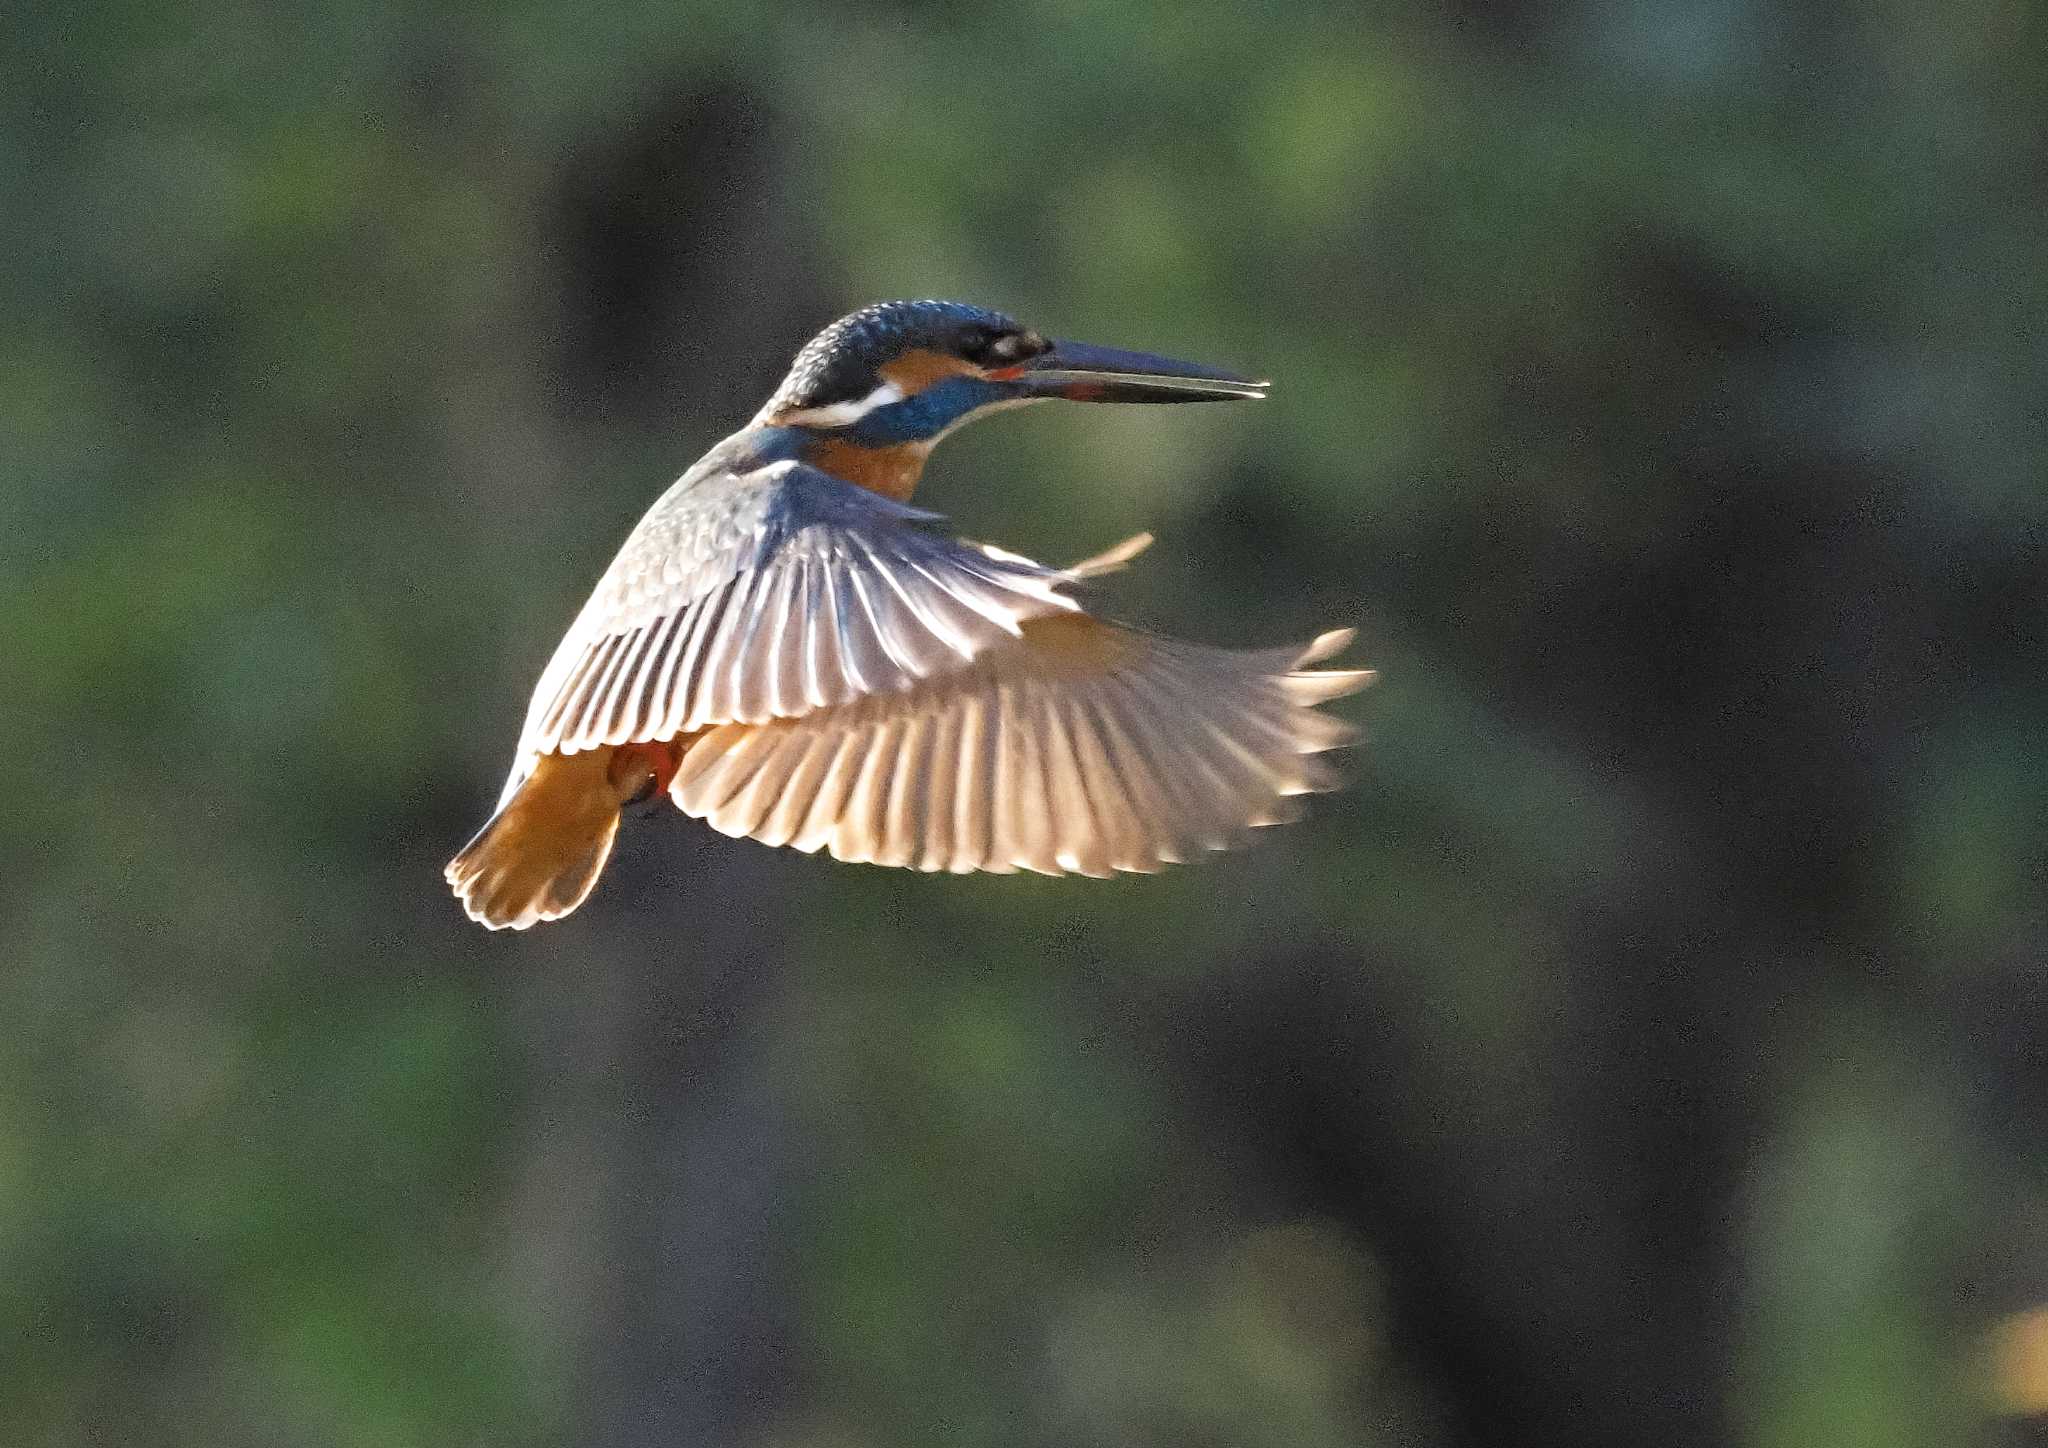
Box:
left=446, top=748, right=628, bottom=930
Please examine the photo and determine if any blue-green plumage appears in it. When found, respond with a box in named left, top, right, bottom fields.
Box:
left=847, top=375, right=1015, bottom=444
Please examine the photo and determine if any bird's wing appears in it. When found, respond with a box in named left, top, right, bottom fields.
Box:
left=503, top=461, right=1080, bottom=804
left=667, top=617, right=1373, bottom=876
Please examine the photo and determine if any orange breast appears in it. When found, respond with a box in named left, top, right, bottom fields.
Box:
left=803, top=436, right=933, bottom=502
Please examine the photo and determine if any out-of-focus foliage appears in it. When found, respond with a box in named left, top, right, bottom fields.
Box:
left=5, top=2, right=2044, bottom=1445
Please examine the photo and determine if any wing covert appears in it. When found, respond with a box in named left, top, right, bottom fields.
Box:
left=506, top=461, right=1080, bottom=799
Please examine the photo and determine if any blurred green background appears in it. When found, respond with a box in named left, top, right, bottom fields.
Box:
left=6, top=1, right=2047, bottom=1444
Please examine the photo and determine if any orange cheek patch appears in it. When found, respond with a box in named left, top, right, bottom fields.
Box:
left=880, top=348, right=979, bottom=392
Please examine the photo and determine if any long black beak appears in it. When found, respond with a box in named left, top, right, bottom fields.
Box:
left=1017, top=339, right=1268, bottom=403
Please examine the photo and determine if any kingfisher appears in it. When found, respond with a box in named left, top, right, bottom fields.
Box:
left=447, top=300, right=1371, bottom=929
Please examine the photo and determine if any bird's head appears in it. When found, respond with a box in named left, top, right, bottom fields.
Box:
left=753, top=300, right=1265, bottom=496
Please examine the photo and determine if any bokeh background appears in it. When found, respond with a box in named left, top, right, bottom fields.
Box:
left=7, top=2, right=2047, bottom=1444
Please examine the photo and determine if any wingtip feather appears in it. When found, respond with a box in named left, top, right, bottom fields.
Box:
left=1061, top=532, right=1156, bottom=581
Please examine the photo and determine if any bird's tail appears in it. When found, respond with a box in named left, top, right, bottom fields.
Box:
left=445, top=747, right=637, bottom=930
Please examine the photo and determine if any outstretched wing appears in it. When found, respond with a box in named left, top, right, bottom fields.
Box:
left=668, top=617, right=1373, bottom=876
left=502, top=460, right=1080, bottom=805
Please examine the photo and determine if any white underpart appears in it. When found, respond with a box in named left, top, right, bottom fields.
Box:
left=766, top=380, right=906, bottom=428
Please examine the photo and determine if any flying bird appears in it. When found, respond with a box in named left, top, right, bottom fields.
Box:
left=448, top=300, right=1371, bottom=929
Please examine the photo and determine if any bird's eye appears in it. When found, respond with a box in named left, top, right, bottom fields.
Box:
left=970, top=330, right=1044, bottom=367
